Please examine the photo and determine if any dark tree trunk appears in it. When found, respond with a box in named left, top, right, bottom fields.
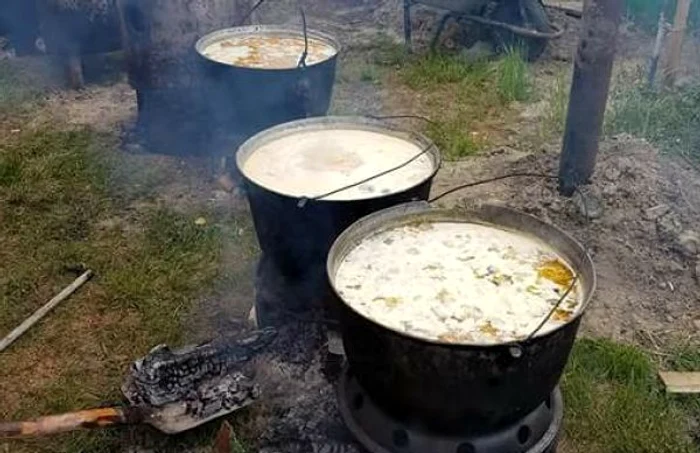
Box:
left=116, top=0, right=252, bottom=155
left=37, top=0, right=122, bottom=89
left=558, top=0, right=624, bottom=195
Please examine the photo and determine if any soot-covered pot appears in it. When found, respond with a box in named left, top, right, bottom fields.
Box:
left=196, top=25, right=340, bottom=140
left=327, top=202, right=595, bottom=434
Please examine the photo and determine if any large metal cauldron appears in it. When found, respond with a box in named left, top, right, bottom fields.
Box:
left=327, top=202, right=595, bottom=434
left=237, top=117, right=441, bottom=313
left=196, top=26, right=340, bottom=140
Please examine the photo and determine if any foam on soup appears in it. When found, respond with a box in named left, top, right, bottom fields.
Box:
left=334, top=221, right=583, bottom=344
left=240, top=128, right=435, bottom=201
left=202, top=34, right=336, bottom=69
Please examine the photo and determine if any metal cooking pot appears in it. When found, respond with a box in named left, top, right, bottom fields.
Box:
left=327, top=202, right=595, bottom=434
left=237, top=117, right=441, bottom=315
left=195, top=25, right=340, bottom=140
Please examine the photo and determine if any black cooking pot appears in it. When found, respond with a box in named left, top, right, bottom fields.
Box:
left=195, top=25, right=340, bottom=140
left=327, top=202, right=596, bottom=434
left=237, top=117, right=441, bottom=313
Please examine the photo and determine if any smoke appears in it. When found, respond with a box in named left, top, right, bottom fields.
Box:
left=1, top=0, right=41, bottom=56
left=0, top=0, right=414, bottom=162
left=1, top=0, right=121, bottom=56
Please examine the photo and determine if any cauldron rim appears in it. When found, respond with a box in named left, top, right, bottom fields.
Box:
left=326, top=202, right=597, bottom=347
left=234, top=116, right=442, bottom=203
left=194, top=24, right=342, bottom=71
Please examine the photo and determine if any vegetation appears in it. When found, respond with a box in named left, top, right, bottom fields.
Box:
left=375, top=50, right=531, bottom=159
left=542, top=70, right=571, bottom=137
left=562, top=338, right=698, bottom=453
left=606, top=75, right=700, bottom=160
left=0, top=127, right=256, bottom=453
left=495, top=47, right=532, bottom=103
left=625, top=0, right=700, bottom=32
left=0, top=64, right=44, bottom=111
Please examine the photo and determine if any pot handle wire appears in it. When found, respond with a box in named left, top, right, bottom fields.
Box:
left=296, top=114, right=438, bottom=207
left=236, top=0, right=266, bottom=26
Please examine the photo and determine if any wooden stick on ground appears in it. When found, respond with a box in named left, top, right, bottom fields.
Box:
left=0, top=270, right=93, bottom=353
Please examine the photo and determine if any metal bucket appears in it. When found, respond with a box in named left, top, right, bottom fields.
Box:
left=196, top=25, right=340, bottom=140
left=327, top=202, right=595, bottom=433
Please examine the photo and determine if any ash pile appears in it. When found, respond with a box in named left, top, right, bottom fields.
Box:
left=247, top=323, right=361, bottom=453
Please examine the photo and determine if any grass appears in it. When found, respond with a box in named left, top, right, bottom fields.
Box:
left=540, top=69, right=571, bottom=138
left=400, top=52, right=489, bottom=88
left=426, top=119, right=482, bottom=158
left=0, top=127, right=256, bottom=453
left=495, top=47, right=531, bottom=103
left=382, top=50, right=528, bottom=159
left=562, top=338, right=699, bottom=453
left=625, top=0, right=700, bottom=32
left=0, top=64, right=41, bottom=110
left=0, top=59, right=57, bottom=113
left=605, top=70, right=700, bottom=160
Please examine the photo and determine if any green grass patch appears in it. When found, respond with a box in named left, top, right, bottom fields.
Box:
left=360, top=65, right=381, bottom=84
left=606, top=76, right=700, bottom=160
left=426, top=119, right=481, bottom=159
left=386, top=52, right=521, bottom=159
left=399, top=52, right=491, bottom=90
left=0, top=127, right=256, bottom=453
left=495, top=47, right=531, bottom=103
left=563, top=338, right=697, bottom=453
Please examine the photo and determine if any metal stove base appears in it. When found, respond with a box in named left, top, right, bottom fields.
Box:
left=338, top=367, right=563, bottom=453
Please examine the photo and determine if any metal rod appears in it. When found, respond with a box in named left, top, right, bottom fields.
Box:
left=0, top=270, right=93, bottom=353
left=455, top=11, right=564, bottom=39
left=558, top=0, right=624, bottom=196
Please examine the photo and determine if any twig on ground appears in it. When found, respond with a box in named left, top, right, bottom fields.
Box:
left=0, top=270, right=93, bottom=353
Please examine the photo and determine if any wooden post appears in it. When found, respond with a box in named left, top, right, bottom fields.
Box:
left=558, top=0, right=624, bottom=196
left=662, top=0, right=693, bottom=85
left=648, top=10, right=668, bottom=86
